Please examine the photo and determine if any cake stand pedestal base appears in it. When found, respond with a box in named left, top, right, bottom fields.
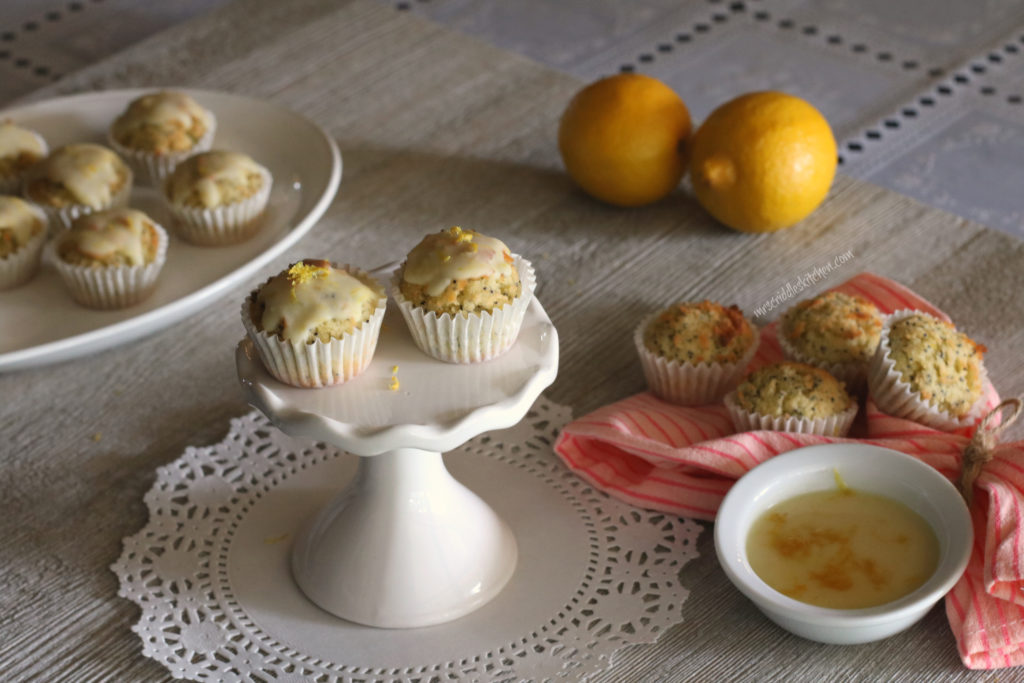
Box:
left=291, top=447, right=517, bottom=628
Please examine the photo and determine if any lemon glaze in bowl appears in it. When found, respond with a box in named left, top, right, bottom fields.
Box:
left=714, top=443, right=972, bottom=645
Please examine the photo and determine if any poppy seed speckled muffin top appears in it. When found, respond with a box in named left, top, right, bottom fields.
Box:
left=734, top=361, right=852, bottom=420
left=780, top=291, right=882, bottom=365
left=885, top=313, right=985, bottom=418
left=643, top=300, right=756, bottom=365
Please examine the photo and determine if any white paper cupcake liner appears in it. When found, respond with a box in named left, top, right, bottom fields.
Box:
left=30, top=169, right=134, bottom=236
left=108, top=115, right=217, bottom=187
left=0, top=204, right=48, bottom=290
left=165, top=167, right=272, bottom=246
left=724, top=390, right=859, bottom=437
left=0, top=130, right=48, bottom=195
left=241, top=266, right=387, bottom=388
left=49, top=221, right=168, bottom=309
left=633, top=309, right=760, bottom=406
left=867, top=309, right=989, bottom=431
left=391, top=255, right=535, bottom=364
left=776, top=330, right=868, bottom=395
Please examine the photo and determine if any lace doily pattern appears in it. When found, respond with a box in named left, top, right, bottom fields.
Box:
left=112, top=397, right=702, bottom=682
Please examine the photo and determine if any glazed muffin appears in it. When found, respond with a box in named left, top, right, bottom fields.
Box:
left=635, top=300, right=759, bottom=405
left=0, top=121, right=47, bottom=194
left=108, top=90, right=216, bottom=185
left=779, top=291, right=882, bottom=389
left=868, top=310, right=987, bottom=430
left=242, top=259, right=387, bottom=388
left=392, top=226, right=535, bottom=363
left=23, top=143, right=132, bottom=231
left=725, top=361, right=857, bottom=436
left=0, top=195, right=48, bottom=289
left=50, top=207, right=168, bottom=309
left=163, top=150, right=272, bottom=245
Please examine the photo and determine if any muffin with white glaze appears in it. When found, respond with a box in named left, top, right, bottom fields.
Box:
left=23, top=143, right=132, bottom=231
left=0, top=195, right=48, bottom=289
left=163, top=149, right=272, bottom=246
left=242, top=259, right=387, bottom=388
left=725, top=361, right=858, bottom=436
left=108, top=90, right=216, bottom=185
left=635, top=300, right=759, bottom=405
left=868, top=310, right=987, bottom=430
left=391, top=225, right=535, bottom=363
left=0, top=121, right=48, bottom=194
left=50, top=207, right=168, bottom=309
left=779, top=291, right=882, bottom=390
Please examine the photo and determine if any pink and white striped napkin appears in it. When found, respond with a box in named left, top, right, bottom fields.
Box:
left=553, top=272, right=1024, bottom=669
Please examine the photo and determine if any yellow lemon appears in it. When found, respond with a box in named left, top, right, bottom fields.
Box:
left=689, top=91, right=837, bottom=233
left=558, top=74, right=691, bottom=207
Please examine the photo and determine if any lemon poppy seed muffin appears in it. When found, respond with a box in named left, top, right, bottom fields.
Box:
left=50, top=207, right=168, bottom=309
left=0, top=195, right=48, bottom=289
left=735, top=362, right=852, bottom=419
left=0, top=196, right=45, bottom=259
left=781, top=292, right=882, bottom=365
left=726, top=361, right=857, bottom=436
left=57, top=208, right=162, bottom=268
left=249, top=260, right=384, bottom=344
left=635, top=300, right=758, bottom=405
left=0, top=121, right=47, bottom=193
left=643, top=300, right=756, bottom=365
left=166, top=150, right=267, bottom=209
left=164, top=149, right=272, bottom=245
left=398, top=226, right=521, bottom=316
left=109, top=90, right=216, bottom=185
left=868, top=312, right=986, bottom=430
left=242, top=259, right=387, bottom=388
left=23, top=143, right=132, bottom=230
left=110, top=91, right=214, bottom=156
left=392, top=226, right=536, bottom=363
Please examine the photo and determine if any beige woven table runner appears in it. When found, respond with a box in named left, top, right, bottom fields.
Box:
left=2, top=0, right=1022, bottom=680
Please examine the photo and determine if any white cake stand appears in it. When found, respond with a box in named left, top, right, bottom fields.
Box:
left=236, top=295, right=558, bottom=628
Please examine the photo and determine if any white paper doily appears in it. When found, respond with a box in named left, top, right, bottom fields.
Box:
left=112, top=397, right=702, bottom=682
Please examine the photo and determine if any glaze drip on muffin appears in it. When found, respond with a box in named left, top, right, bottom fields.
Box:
left=0, top=196, right=45, bottom=257
left=887, top=313, right=985, bottom=417
left=254, top=259, right=382, bottom=344
left=25, top=143, right=129, bottom=209
left=57, top=208, right=160, bottom=267
left=110, top=91, right=212, bottom=154
left=735, top=361, right=852, bottom=419
left=643, top=300, right=755, bottom=365
left=166, top=150, right=267, bottom=209
left=781, top=291, right=882, bottom=365
left=399, top=226, right=521, bottom=315
left=0, top=122, right=46, bottom=176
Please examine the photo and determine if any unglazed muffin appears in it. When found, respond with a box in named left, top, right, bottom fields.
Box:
left=0, top=121, right=47, bottom=194
left=0, top=195, right=48, bottom=289
left=108, top=90, right=216, bottom=185
left=23, top=143, right=132, bottom=231
left=50, top=207, right=168, bottom=309
left=868, top=310, right=987, bottom=430
left=635, top=300, right=759, bottom=405
left=242, top=259, right=387, bottom=388
left=779, top=291, right=882, bottom=389
left=163, top=149, right=272, bottom=245
left=725, top=361, right=857, bottom=436
left=392, top=226, right=535, bottom=363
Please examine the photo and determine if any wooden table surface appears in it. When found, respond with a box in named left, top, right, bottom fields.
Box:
left=1, top=1, right=1022, bottom=680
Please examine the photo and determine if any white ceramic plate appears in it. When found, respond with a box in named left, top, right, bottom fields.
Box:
left=0, top=88, right=342, bottom=372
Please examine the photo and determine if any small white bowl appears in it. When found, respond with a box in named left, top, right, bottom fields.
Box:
left=714, top=443, right=972, bottom=645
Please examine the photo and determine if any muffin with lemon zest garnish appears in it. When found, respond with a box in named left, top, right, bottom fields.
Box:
left=392, top=226, right=535, bottom=363
left=242, top=259, right=386, bottom=388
